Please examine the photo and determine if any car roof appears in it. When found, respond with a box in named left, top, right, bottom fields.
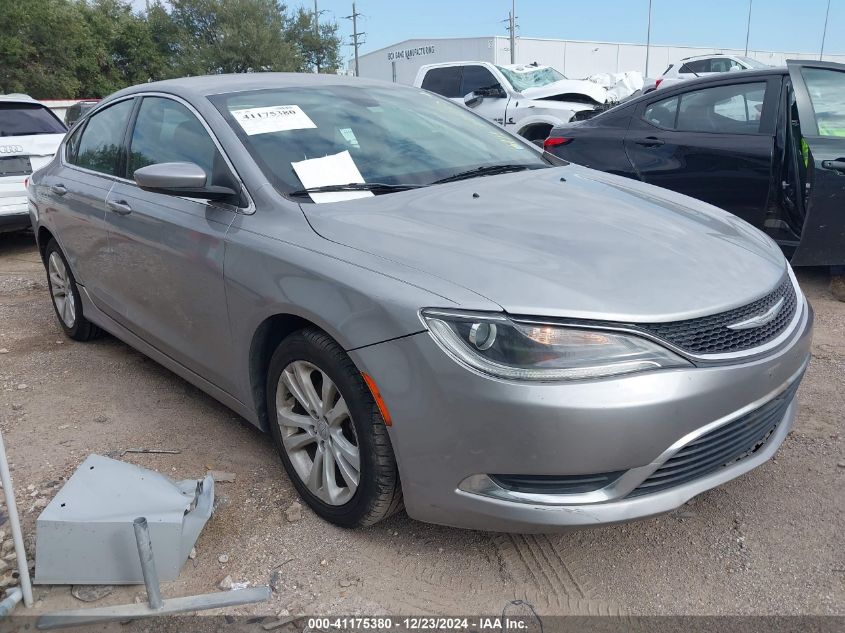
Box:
left=0, top=93, right=42, bottom=105
left=679, top=53, right=735, bottom=61
left=107, top=72, right=400, bottom=103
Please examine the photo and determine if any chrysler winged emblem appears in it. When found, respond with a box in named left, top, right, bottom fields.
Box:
left=727, top=297, right=785, bottom=330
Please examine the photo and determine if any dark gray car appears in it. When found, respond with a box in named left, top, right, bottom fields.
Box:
left=28, top=74, right=812, bottom=531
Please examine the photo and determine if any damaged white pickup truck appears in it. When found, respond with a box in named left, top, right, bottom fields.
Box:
left=414, top=61, right=609, bottom=141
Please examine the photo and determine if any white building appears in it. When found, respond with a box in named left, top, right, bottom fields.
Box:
left=354, top=35, right=845, bottom=84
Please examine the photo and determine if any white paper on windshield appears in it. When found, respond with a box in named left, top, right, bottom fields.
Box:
left=231, top=105, right=316, bottom=136
left=291, top=150, right=374, bottom=204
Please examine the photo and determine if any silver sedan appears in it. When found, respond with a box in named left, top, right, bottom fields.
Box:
left=28, top=73, right=812, bottom=531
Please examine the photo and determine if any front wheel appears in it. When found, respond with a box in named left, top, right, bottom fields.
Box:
left=267, top=328, right=403, bottom=527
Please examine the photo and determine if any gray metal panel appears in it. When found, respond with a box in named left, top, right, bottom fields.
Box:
left=34, top=455, right=214, bottom=585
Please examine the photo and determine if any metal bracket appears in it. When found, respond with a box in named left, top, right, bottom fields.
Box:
left=37, top=517, right=269, bottom=630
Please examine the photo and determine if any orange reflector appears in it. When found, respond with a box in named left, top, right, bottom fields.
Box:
left=361, top=372, right=392, bottom=426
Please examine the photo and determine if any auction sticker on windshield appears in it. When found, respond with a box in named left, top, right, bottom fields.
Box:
left=231, top=105, right=316, bottom=135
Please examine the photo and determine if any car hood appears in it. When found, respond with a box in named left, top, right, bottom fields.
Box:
left=520, top=80, right=608, bottom=104
left=302, top=166, right=787, bottom=322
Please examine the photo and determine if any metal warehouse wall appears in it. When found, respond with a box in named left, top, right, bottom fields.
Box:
left=355, top=36, right=845, bottom=83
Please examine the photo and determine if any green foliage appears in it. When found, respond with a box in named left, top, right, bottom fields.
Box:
left=0, top=0, right=344, bottom=99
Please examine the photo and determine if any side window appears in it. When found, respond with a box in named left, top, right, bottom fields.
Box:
left=644, top=96, right=679, bottom=129
left=676, top=82, right=767, bottom=133
left=71, top=100, right=134, bottom=176
left=799, top=67, right=845, bottom=137
left=421, top=67, right=462, bottom=98
left=681, top=59, right=709, bottom=74
left=128, top=97, right=222, bottom=183
left=460, top=65, right=501, bottom=96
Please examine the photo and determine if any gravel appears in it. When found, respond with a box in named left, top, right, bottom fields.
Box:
left=0, top=231, right=842, bottom=617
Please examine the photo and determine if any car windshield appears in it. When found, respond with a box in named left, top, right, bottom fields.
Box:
left=496, top=66, right=567, bottom=91
left=211, top=84, right=549, bottom=199
left=0, top=102, right=67, bottom=137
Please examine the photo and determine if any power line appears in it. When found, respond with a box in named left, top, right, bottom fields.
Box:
left=343, top=2, right=365, bottom=76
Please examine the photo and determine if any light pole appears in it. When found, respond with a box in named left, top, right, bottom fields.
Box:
left=645, top=0, right=653, bottom=78
left=820, top=0, right=832, bottom=60
left=744, top=0, right=753, bottom=56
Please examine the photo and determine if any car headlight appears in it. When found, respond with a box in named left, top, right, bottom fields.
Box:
left=421, top=309, right=691, bottom=381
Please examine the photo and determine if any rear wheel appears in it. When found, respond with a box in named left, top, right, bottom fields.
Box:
left=45, top=240, right=102, bottom=341
left=267, top=328, right=403, bottom=527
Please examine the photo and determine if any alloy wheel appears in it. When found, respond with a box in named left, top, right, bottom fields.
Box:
left=276, top=360, right=360, bottom=505
left=48, top=252, right=76, bottom=328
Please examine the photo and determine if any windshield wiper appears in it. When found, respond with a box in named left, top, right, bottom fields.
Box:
left=430, top=164, right=536, bottom=185
left=288, top=182, right=425, bottom=198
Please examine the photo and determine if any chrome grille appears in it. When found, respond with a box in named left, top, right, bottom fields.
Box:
left=637, top=275, right=797, bottom=355
left=628, top=379, right=800, bottom=498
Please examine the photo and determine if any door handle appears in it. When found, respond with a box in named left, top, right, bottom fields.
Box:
left=50, top=184, right=68, bottom=196
left=635, top=137, right=665, bottom=148
left=821, top=159, right=845, bottom=173
left=107, top=199, right=132, bottom=215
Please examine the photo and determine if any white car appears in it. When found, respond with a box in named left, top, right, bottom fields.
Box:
left=644, top=54, right=769, bottom=93
left=414, top=61, right=608, bottom=141
left=0, top=94, right=66, bottom=233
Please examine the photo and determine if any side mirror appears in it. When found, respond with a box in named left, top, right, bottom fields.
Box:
left=464, top=92, right=484, bottom=109
left=134, top=162, right=238, bottom=201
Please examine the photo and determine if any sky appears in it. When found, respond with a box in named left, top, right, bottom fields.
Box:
left=133, top=0, right=844, bottom=66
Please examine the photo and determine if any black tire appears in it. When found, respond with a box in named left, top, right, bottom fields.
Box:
left=267, top=328, right=403, bottom=528
left=44, top=239, right=102, bottom=341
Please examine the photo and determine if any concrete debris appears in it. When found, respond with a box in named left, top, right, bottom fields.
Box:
left=71, top=585, right=114, bottom=602
left=208, top=470, right=236, bottom=483
left=218, top=575, right=233, bottom=590
left=218, top=554, right=229, bottom=564
left=189, top=547, right=197, bottom=560
left=284, top=501, right=302, bottom=522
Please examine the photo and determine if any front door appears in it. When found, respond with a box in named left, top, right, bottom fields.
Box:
left=100, top=95, right=239, bottom=392
left=787, top=60, right=845, bottom=266
left=624, top=78, right=779, bottom=230
left=459, top=65, right=510, bottom=126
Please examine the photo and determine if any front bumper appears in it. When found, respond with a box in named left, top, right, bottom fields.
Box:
left=350, top=300, right=813, bottom=532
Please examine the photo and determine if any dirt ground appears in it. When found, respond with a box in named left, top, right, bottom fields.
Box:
left=0, top=229, right=842, bottom=624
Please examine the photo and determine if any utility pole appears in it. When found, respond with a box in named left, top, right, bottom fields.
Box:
left=644, top=0, right=652, bottom=78
left=344, top=2, right=365, bottom=76
left=820, top=0, right=831, bottom=60
left=744, top=0, right=753, bottom=56
left=510, top=0, right=516, bottom=64
left=314, top=0, right=320, bottom=73
left=503, top=1, right=517, bottom=64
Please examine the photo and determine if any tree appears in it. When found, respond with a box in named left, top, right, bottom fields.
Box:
left=286, top=7, right=342, bottom=74
left=0, top=0, right=342, bottom=99
left=0, top=0, right=92, bottom=98
left=167, top=0, right=302, bottom=75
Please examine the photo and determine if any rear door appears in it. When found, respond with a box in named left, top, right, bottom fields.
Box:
left=787, top=60, right=845, bottom=266
left=42, top=98, right=135, bottom=297
left=624, top=77, right=779, bottom=229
